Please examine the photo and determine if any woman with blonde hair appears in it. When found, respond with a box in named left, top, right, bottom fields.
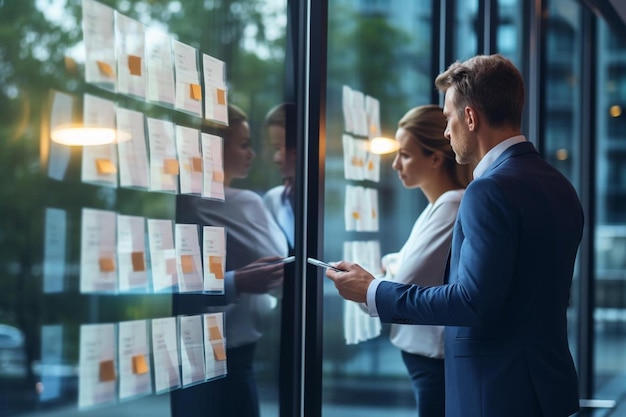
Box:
left=382, top=104, right=472, bottom=417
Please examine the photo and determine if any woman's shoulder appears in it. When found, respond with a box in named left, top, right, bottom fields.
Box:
left=227, top=187, right=265, bottom=205
left=435, top=189, right=464, bottom=205
left=263, top=185, right=285, bottom=202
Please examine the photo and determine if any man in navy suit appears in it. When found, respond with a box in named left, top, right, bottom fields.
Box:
left=326, top=54, right=583, bottom=417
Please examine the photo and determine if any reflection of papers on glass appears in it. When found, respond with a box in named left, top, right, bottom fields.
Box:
left=351, top=89, right=368, bottom=137
left=175, top=224, right=204, bottom=293
left=82, top=0, right=116, bottom=91
left=43, top=208, right=67, bottom=293
left=365, top=95, right=381, bottom=138
left=202, top=54, right=228, bottom=125
left=172, top=40, right=202, bottom=117
left=151, top=317, right=181, bottom=393
left=342, top=85, right=354, bottom=134
left=146, top=29, right=175, bottom=106
left=342, top=85, right=369, bottom=137
left=78, top=323, right=117, bottom=408
left=342, top=134, right=366, bottom=181
left=47, top=91, right=74, bottom=180
left=115, top=12, right=146, bottom=99
left=363, top=188, right=379, bottom=232
left=179, top=315, right=206, bottom=387
left=147, top=117, right=179, bottom=193
left=147, top=219, right=178, bottom=292
left=344, top=185, right=361, bottom=232
left=117, top=107, right=149, bottom=189
left=203, top=313, right=227, bottom=380
left=118, top=320, right=152, bottom=400
left=117, top=214, right=148, bottom=293
left=342, top=240, right=382, bottom=344
left=342, top=134, right=380, bottom=182
left=175, top=125, right=202, bottom=195
left=80, top=208, right=118, bottom=293
left=81, top=94, right=118, bottom=187
left=201, top=133, right=225, bottom=200
left=363, top=151, right=381, bottom=183
left=39, top=325, right=64, bottom=402
left=202, top=226, right=226, bottom=293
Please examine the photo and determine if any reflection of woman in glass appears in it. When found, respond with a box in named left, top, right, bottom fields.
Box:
left=173, top=104, right=288, bottom=417
left=263, top=103, right=297, bottom=250
left=382, top=105, right=472, bottom=417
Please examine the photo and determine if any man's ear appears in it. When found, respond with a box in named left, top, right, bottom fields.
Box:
left=465, top=106, right=478, bottom=131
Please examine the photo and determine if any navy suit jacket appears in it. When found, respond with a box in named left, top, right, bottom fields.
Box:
left=376, top=142, right=583, bottom=417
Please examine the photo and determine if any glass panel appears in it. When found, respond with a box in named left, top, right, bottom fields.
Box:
left=497, top=0, right=523, bottom=68
left=594, top=19, right=626, bottom=400
left=453, top=0, right=479, bottom=61
left=0, top=0, right=289, bottom=416
left=542, top=0, right=582, bottom=382
left=322, top=1, right=434, bottom=415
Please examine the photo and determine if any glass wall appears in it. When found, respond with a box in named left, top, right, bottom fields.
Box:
left=0, top=0, right=290, bottom=416
left=321, top=0, right=434, bottom=415
left=453, top=0, right=479, bottom=61
left=541, top=0, right=583, bottom=390
left=594, top=18, right=626, bottom=401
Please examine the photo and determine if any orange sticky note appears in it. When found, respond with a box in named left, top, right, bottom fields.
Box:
left=132, top=355, right=149, bottom=374
left=368, top=160, right=374, bottom=171
left=216, top=88, right=226, bottom=105
left=127, top=55, right=142, bottom=76
left=351, top=156, right=359, bottom=166
left=209, top=256, right=224, bottom=279
left=212, top=341, right=226, bottom=361
left=191, top=157, right=203, bottom=173
left=212, top=171, right=224, bottom=182
left=96, top=158, right=117, bottom=175
left=96, top=60, right=114, bottom=78
left=64, top=56, right=78, bottom=75
left=163, top=159, right=179, bottom=175
left=190, top=83, right=202, bottom=100
left=181, top=255, right=195, bottom=273
left=131, top=252, right=145, bottom=272
left=372, top=209, right=377, bottom=219
left=208, top=325, right=222, bottom=340
left=165, top=258, right=177, bottom=275
left=206, top=315, right=222, bottom=340
left=99, top=257, right=116, bottom=272
left=99, top=359, right=116, bottom=382
left=352, top=211, right=360, bottom=220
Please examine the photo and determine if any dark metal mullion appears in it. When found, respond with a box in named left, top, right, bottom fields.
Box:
left=278, top=2, right=305, bottom=415
left=525, top=0, right=544, bottom=150
left=300, top=0, right=328, bottom=416
left=482, top=0, right=498, bottom=54
left=577, top=6, right=597, bottom=403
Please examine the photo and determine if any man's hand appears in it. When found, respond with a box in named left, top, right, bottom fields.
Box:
left=325, top=261, right=374, bottom=304
left=234, top=256, right=285, bottom=294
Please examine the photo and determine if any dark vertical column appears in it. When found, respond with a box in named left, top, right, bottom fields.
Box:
left=483, top=0, right=498, bottom=54
left=278, top=1, right=303, bottom=415
left=524, top=0, right=544, bottom=151
left=577, top=6, right=597, bottom=403
left=301, top=0, right=328, bottom=414
left=283, top=0, right=328, bottom=416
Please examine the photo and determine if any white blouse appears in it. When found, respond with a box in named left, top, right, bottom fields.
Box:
left=385, top=189, right=464, bottom=358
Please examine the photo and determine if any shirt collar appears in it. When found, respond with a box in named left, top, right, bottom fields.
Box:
left=473, top=135, right=527, bottom=179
